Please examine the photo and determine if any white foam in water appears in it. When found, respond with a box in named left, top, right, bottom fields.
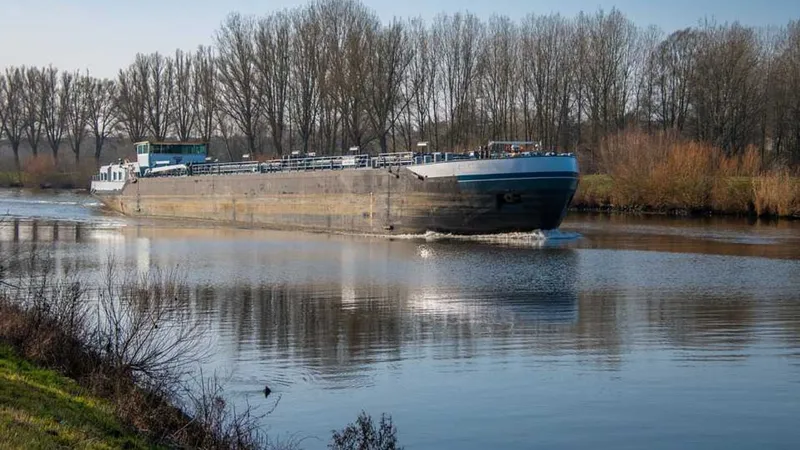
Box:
left=379, top=228, right=582, bottom=248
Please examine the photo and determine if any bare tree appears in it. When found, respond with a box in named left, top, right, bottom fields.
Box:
left=580, top=9, right=639, bottom=144
left=0, top=75, right=5, bottom=145
left=653, top=28, right=698, bottom=133
left=144, top=53, right=175, bottom=141
left=214, top=107, right=238, bottom=162
left=631, top=25, right=662, bottom=133
left=0, top=68, right=26, bottom=170
left=783, top=21, right=800, bottom=162
left=415, top=19, right=440, bottom=150
left=480, top=15, right=519, bottom=141
left=690, top=22, right=761, bottom=154
left=173, top=49, right=196, bottom=141
left=289, top=6, right=322, bottom=154
left=65, top=72, right=91, bottom=162
left=519, top=14, right=574, bottom=149
left=42, top=66, right=68, bottom=163
left=193, top=46, right=217, bottom=143
left=216, top=13, right=261, bottom=155
left=116, top=61, right=148, bottom=143
left=255, top=12, right=292, bottom=156
left=402, top=18, right=433, bottom=149
left=87, top=78, right=119, bottom=166
left=367, top=19, right=414, bottom=152
left=433, top=12, right=484, bottom=151
left=5, top=2, right=795, bottom=167
left=396, top=17, right=423, bottom=151
left=767, top=21, right=800, bottom=162
left=320, top=0, right=379, bottom=152
left=22, top=66, right=46, bottom=157
left=315, top=2, right=342, bottom=154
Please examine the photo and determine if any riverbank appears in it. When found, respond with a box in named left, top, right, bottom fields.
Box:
left=573, top=174, right=800, bottom=218
left=0, top=171, right=91, bottom=190
left=0, top=344, right=161, bottom=449
left=0, top=155, right=94, bottom=190
left=0, top=256, right=278, bottom=450
left=572, top=132, right=800, bottom=218
left=0, top=252, right=401, bottom=450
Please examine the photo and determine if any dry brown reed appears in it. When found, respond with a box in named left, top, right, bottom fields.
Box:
left=579, top=130, right=800, bottom=217
left=752, top=170, right=800, bottom=217
left=0, top=154, right=96, bottom=189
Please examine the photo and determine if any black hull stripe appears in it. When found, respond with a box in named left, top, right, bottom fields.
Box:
left=459, top=176, right=576, bottom=183
left=457, top=171, right=579, bottom=181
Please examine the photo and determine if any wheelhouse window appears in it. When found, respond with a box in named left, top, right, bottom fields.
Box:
left=150, top=143, right=207, bottom=155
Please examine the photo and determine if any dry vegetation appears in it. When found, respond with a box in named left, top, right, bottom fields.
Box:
left=572, top=131, right=800, bottom=217
left=0, top=154, right=97, bottom=189
left=0, top=250, right=401, bottom=449
left=0, top=252, right=270, bottom=449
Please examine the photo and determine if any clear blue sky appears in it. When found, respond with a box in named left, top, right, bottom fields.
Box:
left=2, top=0, right=798, bottom=79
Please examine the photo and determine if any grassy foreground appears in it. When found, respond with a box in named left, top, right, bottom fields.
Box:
left=0, top=344, right=158, bottom=450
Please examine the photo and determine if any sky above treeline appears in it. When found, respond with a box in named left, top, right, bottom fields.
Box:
left=2, top=0, right=799, bottom=79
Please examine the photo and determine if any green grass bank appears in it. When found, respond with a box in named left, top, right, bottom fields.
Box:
left=0, top=344, right=160, bottom=450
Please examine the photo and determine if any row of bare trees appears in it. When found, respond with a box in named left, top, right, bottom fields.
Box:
left=2, top=0, right=800, bottom=169
left=0, top=67, right=117, bottom=169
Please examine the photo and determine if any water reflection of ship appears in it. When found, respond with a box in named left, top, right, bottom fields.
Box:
left=0, top=219, right=154, bottom=278
left=0, top=218, right=86, bottom=243
left=0, top=219, right=87, bottom=277
left=190, top=243, right=581, bottom=383
left=407, top=244, right=579, bottom=325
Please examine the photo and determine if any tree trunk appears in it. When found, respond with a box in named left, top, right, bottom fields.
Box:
left=94, top=137, right=105, bottom=169
left=12, top=145, right=21, bottom=173
left=379, top=133, right=389, bottom=154
left=247, top=133, right=257, bottom=157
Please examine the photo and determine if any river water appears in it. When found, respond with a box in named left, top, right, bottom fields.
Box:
left=1, top=189, right=799, bottom=449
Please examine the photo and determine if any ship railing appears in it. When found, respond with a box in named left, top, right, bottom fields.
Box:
left=283, top=156, right=342, bottom=171
left=260, top=154, right=372, bottom=172
left=190, top=161, right=261, bottom=175
left=372, top=152, right=414, bottom=168
left=131, top=150, right=577, bottom=179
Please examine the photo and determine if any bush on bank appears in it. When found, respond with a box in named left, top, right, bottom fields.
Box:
left=0, top=251, right=401, bottom=450
left=0, top=155, right=97, bottom=190
left=572, top=131, right=800, bottom=217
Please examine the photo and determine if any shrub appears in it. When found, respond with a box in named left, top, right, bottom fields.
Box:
left=752, top=170, right=800, bottom=217
left=0, top=251, right=264, bottom=449
left=329, top=412, right=402, bottom=450
left=589, top=130, right=799, bottom=216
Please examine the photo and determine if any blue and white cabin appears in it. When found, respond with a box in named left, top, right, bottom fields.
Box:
left=135, top=141, right=208, bottom=175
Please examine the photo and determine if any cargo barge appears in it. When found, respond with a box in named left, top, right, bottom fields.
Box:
left=90, top=141, right=579, bottom=235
